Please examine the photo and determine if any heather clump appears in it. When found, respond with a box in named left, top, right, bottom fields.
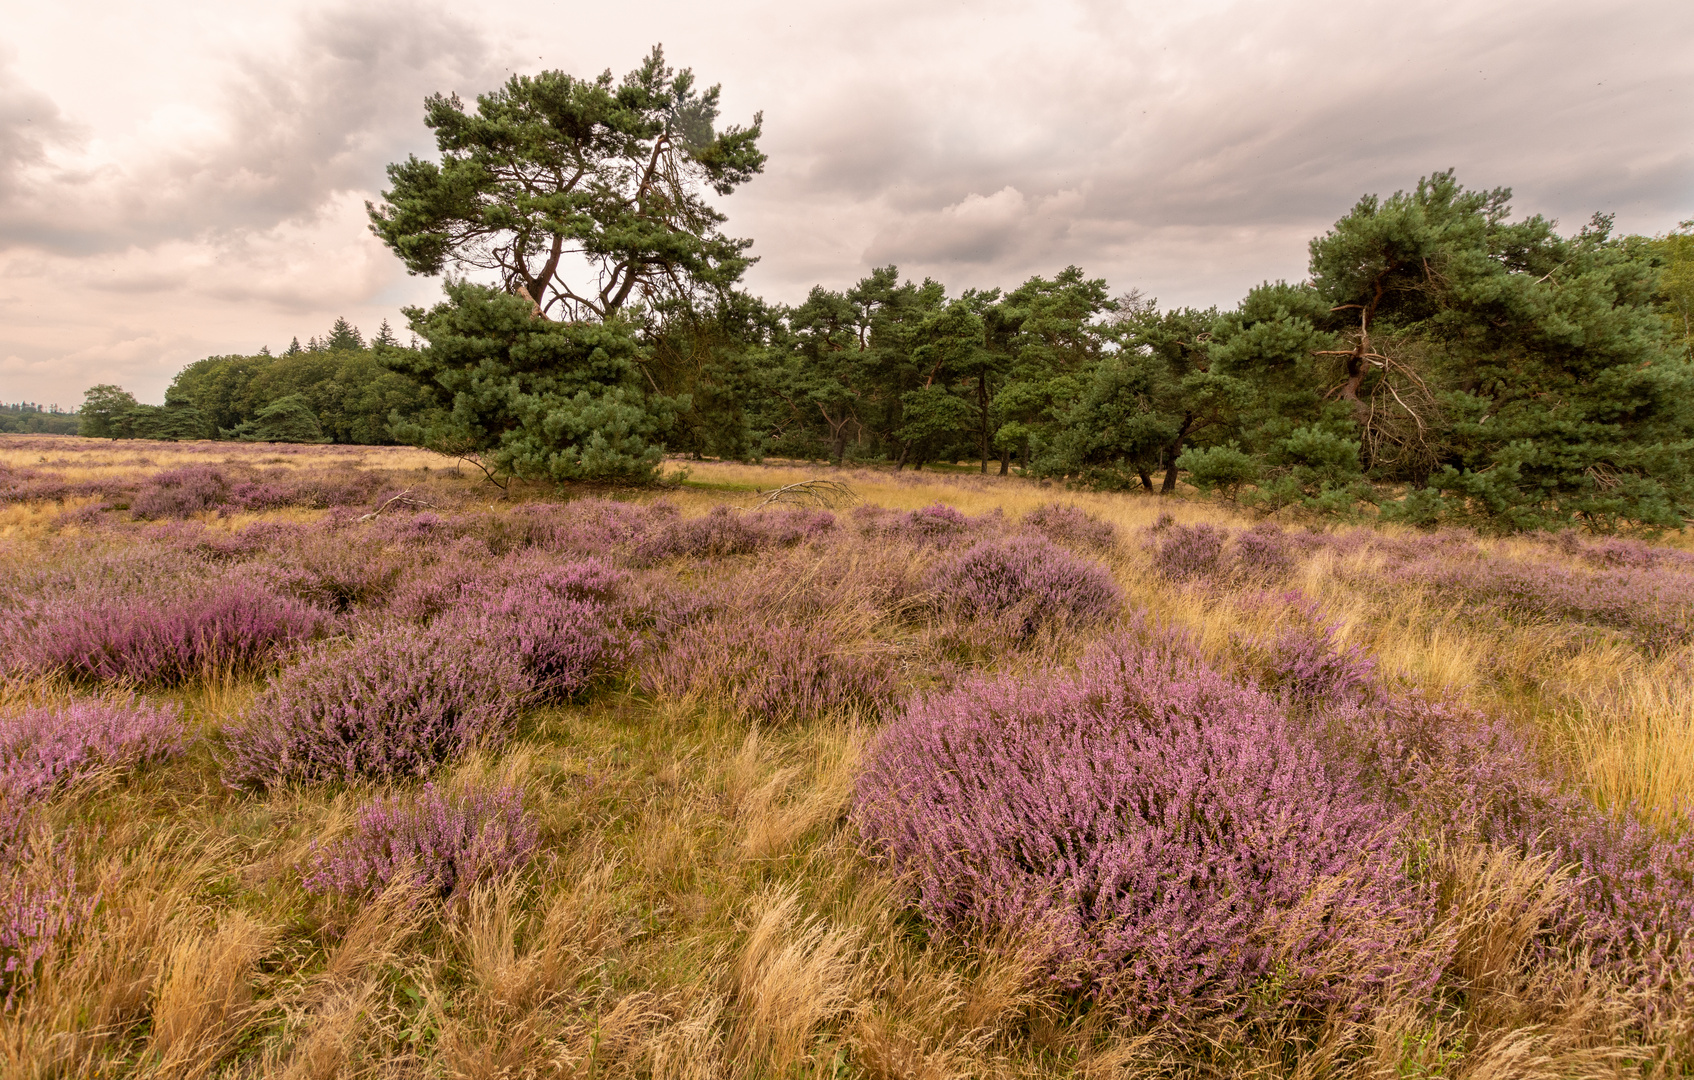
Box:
left=452, top=558, right=640, bottom=700
left=1147, top=521, right=1229, bottom=581
left=223, top=623, right=527, bottom=789
left=926, top=534, right=1121, bottom=637
left=27, top=581, right=327, bottom=685
left=0, top=836, right=89, bottom=1006
left=642, top=610, right=895, bottom=721
left=854, top=628, right=1431, bottom=1020
left=1388, top=558, right=1694, bottom=654
left=1244, top=593, right=1377, bottom=706
left=1021, top=503, right=1117, bottom=553
left=254, top=531, right=409, bottom=611
left=130, top=465, right=229, bottom=519
left=0, top=698, right=184, bottom=801
left=303, top=782, right=537, bottom=902
left=1231, top=522, right=1298, bottom=583
left=855, top=502, right=982, bottom=548
left=631, top=505, right=834, bottom=565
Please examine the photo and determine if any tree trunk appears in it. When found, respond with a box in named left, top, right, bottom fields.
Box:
left=895, top=442, right=911, bottom=471
left=1137, top=469, right=1154, bottom=492
left=1161, top=460, right=1180, bottom=493
left=999, top=446, right=1010, bottom=475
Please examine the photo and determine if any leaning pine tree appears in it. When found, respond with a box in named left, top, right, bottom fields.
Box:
left=367, top=45, right=766, bottom=484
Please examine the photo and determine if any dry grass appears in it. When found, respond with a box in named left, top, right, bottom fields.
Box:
left=3, top=438, right=1693, bottom=1075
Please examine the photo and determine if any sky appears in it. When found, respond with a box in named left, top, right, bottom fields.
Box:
left=1, top=0, right=1690, bottom=407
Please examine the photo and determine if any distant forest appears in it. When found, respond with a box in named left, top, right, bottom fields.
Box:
left=0, top=404, right=78, bottom=435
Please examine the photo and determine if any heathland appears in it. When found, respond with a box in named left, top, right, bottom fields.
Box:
left=2, top=434, right=1693, bottom=1077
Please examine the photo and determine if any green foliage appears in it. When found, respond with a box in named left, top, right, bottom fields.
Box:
left=229, top=394, right=330, bottom=443
left=78, top=385, right=139, bottom=439
left=166, top=324, right=433, bottom=446
left=0, top=406, right=79, bottom=435
left=1175, top=443, right=1259, bottom=498
left=385, top=281, right=680, bottom=484
left=368, top=45, right=765, bottom=320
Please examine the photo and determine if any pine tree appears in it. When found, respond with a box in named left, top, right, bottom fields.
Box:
left=327, top=317, right=364, bottom=351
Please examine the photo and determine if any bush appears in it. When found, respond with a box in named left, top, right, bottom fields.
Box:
left=29, top=581, right=326, bottom=685
left=303, top=782, right=537, bottom=901
left=453, top=559, right=640, bottom=700
left=631, top=506, right=835, bottom=565
left=854, top=630, right=1432, bottom=1020
left=130, top=466, right=229, bottom=519
left=0, top=699, right=184, bottom=801
left=926, top=535, right=1120, bottom=636
left=1021, top=503, right=1117, bottom=553
left=1248, top=594, right=1377, bottom=706
left=223, top=623, right=526, bottom=789
left=641, top=612, right=895, bottom=721
left=1148, top=522, right=1229, bottom=582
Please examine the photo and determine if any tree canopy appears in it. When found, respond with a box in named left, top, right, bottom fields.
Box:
left=368, top=45, right=765, bottom=320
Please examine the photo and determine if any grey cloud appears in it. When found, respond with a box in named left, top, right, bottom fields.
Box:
left=746, top=0, right=1693, bottom=304
left=0, top=5, right=512, bottom=257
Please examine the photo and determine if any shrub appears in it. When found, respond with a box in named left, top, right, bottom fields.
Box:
left=1248, top=594, right=1377, bottom=706
left=453, top=559, right=640, bottom=699
left=856, top=502, right=980, bottom=548
left=1389, top=559, right=1694, bottom=655
left=854, top=630, right=1432, bottom=1020
left=1232, top=523, right=1298, bottom=584
left=642, top=612, right=895, bottom=721
left=926, top=535, right=1121, bottom=636
left=631, top=506, right=834, bottom=565
left=257, top=533, right=408, bottom=611
left=1022, top=503, right=1117, bottom=553
left=1148, top=522, right=1229, bottom=582
left=130, top=466, right=229, bottom=519
left=303, top=782, right=537, bottom=901
left=0, top=844, right=88, bottom=1006
left=0, top=699, right=184, bottom=801
left=29, top=582, right=326, bottom=685
left=223, top=623, right=527, bottom=789
left=1333, top=692, right=1694, bottom=993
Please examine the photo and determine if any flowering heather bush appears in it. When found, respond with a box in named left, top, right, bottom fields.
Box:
left=926, top=535, right=1121, bottom=636
left=452, top=558, right=639, bottom=700
left=28, top=581, right=326, bottom=685
left=641, top=612, right=895, bottom=721
left=1232, top=523, right=1298, bottom=584
left=1021, top=503, right=1117, bottom=554
left=0, top=698, right=184, bottom=801
left=130, top=465, right=230, bottom=519
left=255, top=533, right=409, bottom=611
left=630, top=506, right=835, bottom=565
left=223, top=623, right=527, bottom=789
left=1148, top=522, right=1229, bottom=582
left=1245, top=593, right=1377, bottom=706
left=519, top=497, right=676, bottom=555
left=303, top=782, right=537, bottom=901
left=225, top=479, right=295, bottom=512
left=854, top=629, right=1431, bottom=1019
left=854, top=502, right=984, bottom=548
left=0, top=844, right=89, bottom=1006
left=1390, top=558, right=1694, bottom=654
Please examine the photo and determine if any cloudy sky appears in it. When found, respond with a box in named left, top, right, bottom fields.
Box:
left=2, top=0, right=1690, bottom=406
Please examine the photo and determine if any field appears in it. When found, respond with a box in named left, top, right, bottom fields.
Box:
left=2, top=434, right=1693, bottom=1078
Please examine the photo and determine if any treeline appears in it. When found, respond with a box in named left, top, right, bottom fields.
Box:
left=0, top=404, right=78, bottom=435
left=80, top=318, right=431, bottom=445
left=84, top=173, right=1694, bottom=530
